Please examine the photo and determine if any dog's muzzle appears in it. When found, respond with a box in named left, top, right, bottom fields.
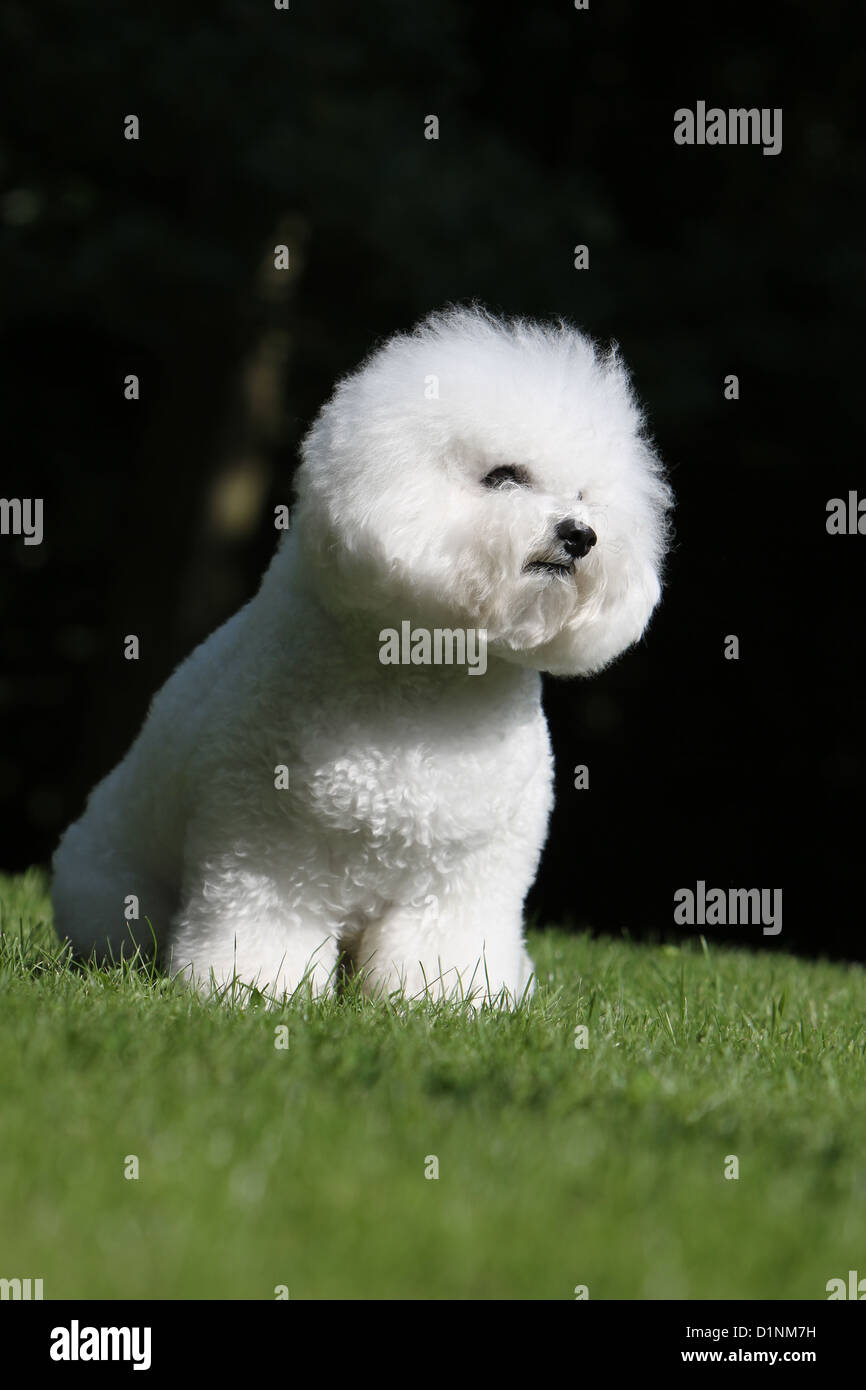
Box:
left=524, top=519, right=597, bottom=576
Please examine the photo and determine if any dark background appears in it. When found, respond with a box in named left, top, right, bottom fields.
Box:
left=1, top=1, right=861, bottom=956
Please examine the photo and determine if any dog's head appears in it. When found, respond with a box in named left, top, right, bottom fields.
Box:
left=293, top=307, right=673, bottom=676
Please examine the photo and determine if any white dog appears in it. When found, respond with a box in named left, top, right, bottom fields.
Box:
left=52, top=307, right=672, bottom=1006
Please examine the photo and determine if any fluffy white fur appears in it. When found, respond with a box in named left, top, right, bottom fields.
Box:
left=52, top=307, right=672, bottom=1006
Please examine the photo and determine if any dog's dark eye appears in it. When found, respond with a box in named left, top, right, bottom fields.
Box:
left=482, top=464, right=531, bottom=490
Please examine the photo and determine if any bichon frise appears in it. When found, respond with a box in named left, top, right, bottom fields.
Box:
left=52, top=307, right=672, bottom=1006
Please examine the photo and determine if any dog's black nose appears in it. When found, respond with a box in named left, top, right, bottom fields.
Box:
left=556, top=520, right=597, bottom=559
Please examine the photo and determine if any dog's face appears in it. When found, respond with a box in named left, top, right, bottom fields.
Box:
left=294, top=309, right=672, bottom=676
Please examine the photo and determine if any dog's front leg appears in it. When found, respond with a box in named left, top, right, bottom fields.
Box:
left=165, top=849, right=339, bottom=1004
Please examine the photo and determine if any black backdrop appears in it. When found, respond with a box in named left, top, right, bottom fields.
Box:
left=1, top=1, right=861, bottom=956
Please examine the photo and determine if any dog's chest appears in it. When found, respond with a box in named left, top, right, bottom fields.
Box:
left=300, top=679, right=551, bottom=852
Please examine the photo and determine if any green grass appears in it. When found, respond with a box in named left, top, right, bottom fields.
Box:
left=1, top=867, right=864, bottom=1300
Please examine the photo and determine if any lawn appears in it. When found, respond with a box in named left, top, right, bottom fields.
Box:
left=1, top=867, right=864, bottom=1300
